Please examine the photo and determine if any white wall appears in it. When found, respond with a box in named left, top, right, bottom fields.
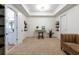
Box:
left=25, top=17, right=56, bottom=37
left=57, top=5, right=79, bottom=34
left=67, top=5, right=79, bottom=34
left=17, top=12, right=27, bottom=43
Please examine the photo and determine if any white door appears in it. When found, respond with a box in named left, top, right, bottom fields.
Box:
left=5, top=7, right=17, bottom=50
left=60, top=15, right=67, bottom=34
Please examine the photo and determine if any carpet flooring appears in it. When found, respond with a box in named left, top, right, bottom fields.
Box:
left=7, top=38, right=65, bottom=55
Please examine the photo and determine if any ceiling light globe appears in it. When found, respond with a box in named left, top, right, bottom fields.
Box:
left=36, top=4, right=50, bottom=11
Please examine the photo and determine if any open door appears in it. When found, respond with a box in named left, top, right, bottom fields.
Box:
left=5, top=7, right=17, bottom=52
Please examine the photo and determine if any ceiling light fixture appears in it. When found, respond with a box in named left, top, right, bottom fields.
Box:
left=36, top=4, right=50, bottom=11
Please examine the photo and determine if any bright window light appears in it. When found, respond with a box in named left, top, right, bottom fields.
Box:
left=36, top=4, right=50, bottom=11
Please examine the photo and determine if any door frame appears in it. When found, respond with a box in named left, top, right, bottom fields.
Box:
left=5, top=5, right=18, bottom=54
left=60, top=14, right=68, bottom=34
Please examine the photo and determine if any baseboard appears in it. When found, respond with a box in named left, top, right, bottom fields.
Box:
left=5, top=45, right=16, bottom=55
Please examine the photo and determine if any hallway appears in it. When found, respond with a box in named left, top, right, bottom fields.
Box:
left=7, top=38, right=65, bottom=55
left=4, top=4, right=79, bottom=55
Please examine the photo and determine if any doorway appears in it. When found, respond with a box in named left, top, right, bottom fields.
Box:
left=5, top=6, right=18, bottom=52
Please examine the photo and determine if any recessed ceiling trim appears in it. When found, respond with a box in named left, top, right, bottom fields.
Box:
left=22, top=4, right=61, bottom=16
left=21, top=4, right=76, bottom=17
left=53, top=4, right=67, bottom=15
left=22, top=4, right=31, bottom=15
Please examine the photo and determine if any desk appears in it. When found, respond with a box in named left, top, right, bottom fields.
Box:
left=35, top=30, right=46, bottom=39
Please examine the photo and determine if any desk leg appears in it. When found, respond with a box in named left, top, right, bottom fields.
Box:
left=38, top=32, right=40, bottom=39
left=38, top=32, right=44, bottom=39
left=42, top=32, right=44, bottom=39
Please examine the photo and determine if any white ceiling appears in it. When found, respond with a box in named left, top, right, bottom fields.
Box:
left=24, top=4, right=59, bottom=13
left=13, top=4, right=76, bottom=16
left=22, top=4, right=62, bottom=16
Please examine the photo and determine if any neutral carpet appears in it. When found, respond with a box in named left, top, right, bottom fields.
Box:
left=7, top=38, right=65, bottom=55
